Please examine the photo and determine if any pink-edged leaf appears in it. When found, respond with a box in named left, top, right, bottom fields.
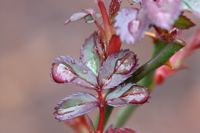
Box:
left=80, top=33, right=101, bottom=76
left=54, top=92, right=99, bottom=121
left=109, top=0, right=122, bottom=23
left=106, top=122, right=115, bottom=131
left=144, top=0, right=182, bottom=30
left=106, top=128, right=138, bottom=133
left=83, top=8, right=95, bottom=24
left=83, top=8, right=101, bottom=24
left=64, top=115, right=91, bottom=133
left=105, top=123, right=138, bottom=133
left=98, top=50, right=138, bottom=89
left=114, top=7, right=150, bottom=44
left=85, top=115, right=95, bottom=132
left=96, top=30, right=107, bottom=57
left=155, top=27, right=179, bottom=42
left=64, top=12, right=88, bottom=24
left=65, top=8, right=98, bottom=25
left=105, top=83, right=149, bottom=107
left=51, top=56, right=98, bottom=89
left=83, top=8, right=95, bottom=16
left=182, top=0, right=200, bottom=17
left=174, top=15, right=196, bottom=29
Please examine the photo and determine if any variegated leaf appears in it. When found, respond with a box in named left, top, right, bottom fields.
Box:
left=105, top=123, right=138, bottom=133
left=109, top=0, right=122, bottom=23
left=174, top=15, right=196, bottom=29
left=98, top=50, right=138, bottom=89
left=65, top=8, right=97, bottom=25
left=105, top=83, right=149, bottom=107
left=80, top=32, right=101, bottom=76
left=51, top=56, right=98, bottom=89
left=54, top=92, right=99, bottom=121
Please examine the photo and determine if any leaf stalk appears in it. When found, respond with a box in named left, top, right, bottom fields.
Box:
left=95, top=39, right=186, bottom=129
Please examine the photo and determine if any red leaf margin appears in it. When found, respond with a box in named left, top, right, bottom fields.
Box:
left=54, top=92, right=99, bottom=121
left=105, top=123, right=138, bottom=133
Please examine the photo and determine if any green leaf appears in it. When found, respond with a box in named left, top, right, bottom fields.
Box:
left=80, top=32, right=101, bottom=76
left=126, top=39, right=186, bottom=83
left=86, top=115, right=95, bottom=132
left=174, top=15, right=195, bottom=29
left=94, top=39, right=186, bottom=130
left=85, top=16, right=95, bottom=24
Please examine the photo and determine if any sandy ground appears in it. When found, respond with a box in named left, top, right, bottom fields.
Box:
left=1, top=1, right=200, bottom=133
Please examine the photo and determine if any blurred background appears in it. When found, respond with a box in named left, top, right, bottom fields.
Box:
left=1, top=0, right=200, bottom=133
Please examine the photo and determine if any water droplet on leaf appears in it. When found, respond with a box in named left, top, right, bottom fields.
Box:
left=115, top=53, right=136, bottom=74
left=71, top=59, right=75, bottom=64
left=82, top=69, right=88, bottom=74
left=90, top=85, right=95, bottom=88
left=114, top=54, right=118, bottom=58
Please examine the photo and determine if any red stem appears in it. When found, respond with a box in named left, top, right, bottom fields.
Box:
left=95, top=20, right=106, bottom=37
left=96, top=89, right=105, bottom=133
left=97, top=0, right=112, bottom=54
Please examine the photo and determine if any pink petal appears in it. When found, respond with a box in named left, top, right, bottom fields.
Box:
left=114, top=8, right=139, bottom=44
left=114, top=7, right=150, bottom=44
left=144, top=0, right=182, bottom=30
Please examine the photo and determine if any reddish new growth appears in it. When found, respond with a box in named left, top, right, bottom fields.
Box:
left=51, top=0, right=200, bottom=132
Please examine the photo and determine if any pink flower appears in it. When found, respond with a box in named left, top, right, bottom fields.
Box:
left=114, top=7, right=149, bottom=44
left=144, top=0, right=182, bottom=30
left=114, top=0, right=183, bottom=44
